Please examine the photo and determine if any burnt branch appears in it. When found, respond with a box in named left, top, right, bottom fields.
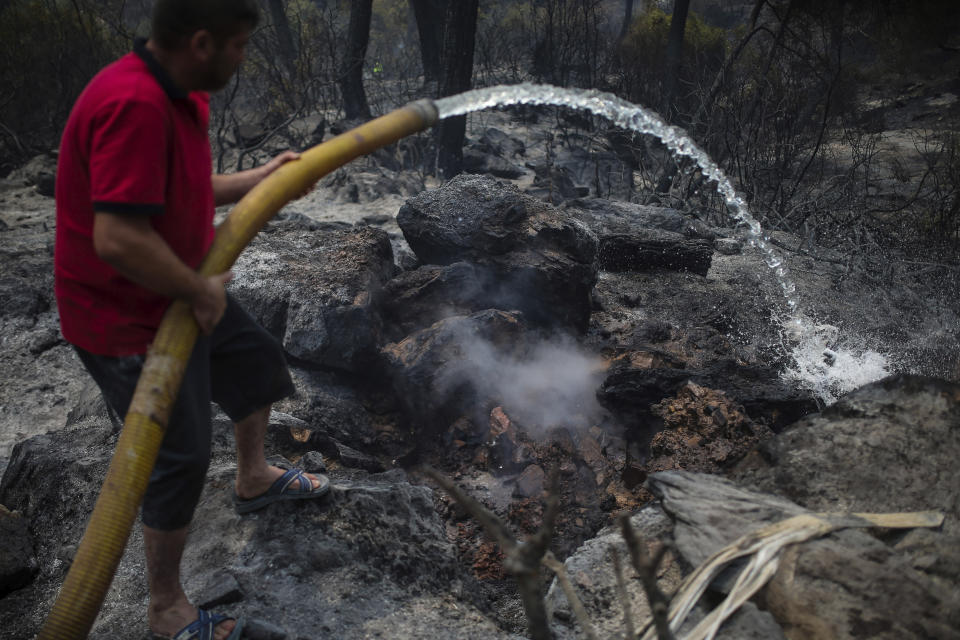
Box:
left=422, top=466, right=515, bottom=549
left=422, top=466, right=561, bottom=640
left=542, top=551, right=599, bottom=640
left=619, top=514, right=675, bottom=640
left=611, top=547, right=637, bottom=640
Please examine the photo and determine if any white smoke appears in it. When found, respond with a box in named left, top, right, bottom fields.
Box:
left=457, top=332, right=607, bottom=433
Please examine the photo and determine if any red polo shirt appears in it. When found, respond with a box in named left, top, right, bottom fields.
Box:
left=55, top=39, right=215, bottom=355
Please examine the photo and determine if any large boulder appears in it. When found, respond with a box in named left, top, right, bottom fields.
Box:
left=396, top=174, right=598, bottom=333
left=379, top=262, right=489, bottom=340
left=733, top=375, right=960, bottom=532
left=229, top=223, right=395, bottom=372
left=647, top=469, right=960, bottom=640
left=397, top=174, right=595, bottom=266
left=733, top=374, right=960, bottom=603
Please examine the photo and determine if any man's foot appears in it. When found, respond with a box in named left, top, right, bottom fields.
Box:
left=233, top=466, right=330, bottom=515
left=234, top=465, right=323, bottom=501
left=150, top=598, right=239, bottom=640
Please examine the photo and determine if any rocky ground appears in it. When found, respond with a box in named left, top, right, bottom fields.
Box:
left=0, top=86, right=959, bottom=638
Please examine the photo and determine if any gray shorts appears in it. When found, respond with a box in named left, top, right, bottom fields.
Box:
left=74, top=295, right=295, bottom=530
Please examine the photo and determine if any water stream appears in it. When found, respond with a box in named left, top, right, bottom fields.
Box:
left=434, top=83, right=890, bottom=403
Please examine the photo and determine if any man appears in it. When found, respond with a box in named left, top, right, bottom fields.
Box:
left=54, top=1, right=328, bottom=638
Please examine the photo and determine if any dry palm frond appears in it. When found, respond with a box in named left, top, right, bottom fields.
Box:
left=638, top=510, right=945, bottom=640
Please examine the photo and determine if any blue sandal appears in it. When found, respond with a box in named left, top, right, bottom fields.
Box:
left=152, top=608, right=243, bottom=640
left=233, top=468, right=330, bottom=515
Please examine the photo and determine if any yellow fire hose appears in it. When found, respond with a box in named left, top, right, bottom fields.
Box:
left=38, top=99, right=439, bottom=639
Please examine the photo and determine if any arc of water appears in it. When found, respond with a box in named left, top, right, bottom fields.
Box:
left=435, top=83, right=802, bottom=321
left=438, top=84, right=900, bottom=404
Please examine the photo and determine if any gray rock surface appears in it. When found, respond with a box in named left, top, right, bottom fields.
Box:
left=229, top=224, right=395, bottom=372
left=733, top=375, right=960, bottom=536
left=0, top=195, right=87, bottom=477
left=0, top=506, right=37, bottom=597
left=647, top=433, right=960, bottom=638
left=476, top=127, right=526, bottom=159
left=650, top=469, right=959, bottom=639
left=545, top=504, right=681, bottom=639
left=0, top=416, right=519, bottom=640
left=647, top=470, right=805, bottom=568
left=6, top=153, right=57, bottom=197
left=732, top=374, right=960, bottom=636
left=545, top=377, right=959, bottom=640
left=462, top=149, right=526, bottom=179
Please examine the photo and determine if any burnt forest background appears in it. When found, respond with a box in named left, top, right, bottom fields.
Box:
left=1, top=0, right=959, bottom=314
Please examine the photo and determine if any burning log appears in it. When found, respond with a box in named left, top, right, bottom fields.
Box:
left=598, top=229, right=714, bottom=276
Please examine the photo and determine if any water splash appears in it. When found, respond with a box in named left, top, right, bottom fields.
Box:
left=781, top=320, right=891, bottom=404
left=435, top=83, right=890, bottom=403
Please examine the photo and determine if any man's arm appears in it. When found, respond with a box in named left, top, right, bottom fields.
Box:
left=211, top=150, right=301, bottom=206
left=93, top=212, right=232, bottom=334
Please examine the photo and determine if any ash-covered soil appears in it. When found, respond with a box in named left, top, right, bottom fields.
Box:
left=1, top=91, right=958, bottom=639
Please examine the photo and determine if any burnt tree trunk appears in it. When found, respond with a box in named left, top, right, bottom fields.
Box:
left=654, top=0, right=691, bottom=193
left=266, top=0, right=297, bottom=77
left=661, top=0, right=690, bottom=120
left=339, top=0, right=373, bottom=120
left=410, top=0, right=443, bottom=85
left=435, top=0, right=479, bottom=179
left=618, top=0, right=636, bottom=42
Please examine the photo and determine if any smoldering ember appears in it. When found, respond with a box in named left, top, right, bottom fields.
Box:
left=1, top=2, right=959, bottom=640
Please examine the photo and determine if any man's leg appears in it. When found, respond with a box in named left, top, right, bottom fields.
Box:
left=232, top=405, right=322, bottom=500
left=208, top=297, right=324, bottom=500
left=73, top=347, right=236, bottom=636
left=144, top=525, right=236, bottom=639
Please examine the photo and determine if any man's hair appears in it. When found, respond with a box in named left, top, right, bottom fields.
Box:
left=151, top=0, right=260, bottom=50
